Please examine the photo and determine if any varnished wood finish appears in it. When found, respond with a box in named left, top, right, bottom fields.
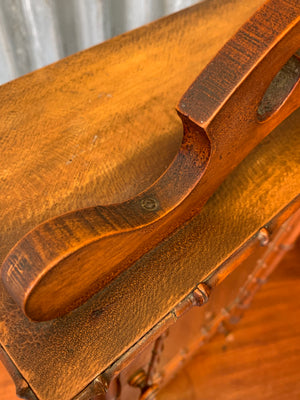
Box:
left=105, top=208, right=300, bottom=400
left=157, top=239, right=300, bottom=400
left=1, top=240, right=300, bottom=400
left=2, top=0, right=300, bottom=322
left=0, top=364, right=16, bottom=400
left=0, top=0, right=266, bottom=278
left=0, top=124, right=298, bottom=400
left=0, top=1, right=299, bottom=399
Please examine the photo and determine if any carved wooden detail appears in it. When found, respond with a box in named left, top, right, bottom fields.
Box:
left=0, top=1, right=299, bottom=399
left=1, top=0, right=299, bottom=322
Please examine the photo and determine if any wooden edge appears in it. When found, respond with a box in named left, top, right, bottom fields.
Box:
left=0, top=345, right=37, bottom=400
left=74, top=196, right=300, bottom=400
left=2, top=0, right=300, bottom=322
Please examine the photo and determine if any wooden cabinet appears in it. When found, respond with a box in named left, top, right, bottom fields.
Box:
left=0, top=0, right=299, bottom=399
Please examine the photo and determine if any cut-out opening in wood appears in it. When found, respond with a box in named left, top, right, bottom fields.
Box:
left=257, top=51, right=300, bottom=122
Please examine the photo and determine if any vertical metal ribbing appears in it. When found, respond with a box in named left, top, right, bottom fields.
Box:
left=0, top=0, right=33, bottom=79
left=0, top=0, right=203, bottom=85
left=71, top=0, right=111, bottom=51
left=20, top=0, right=63, bottom=69
left=122, top=0, right=164, bottom=31
left=0, top=7, right=17, bottom=85
left=163, top=0, right=200, bottom=13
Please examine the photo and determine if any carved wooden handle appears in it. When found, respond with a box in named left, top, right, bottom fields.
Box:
left=2, top=0, right=299, bottom=321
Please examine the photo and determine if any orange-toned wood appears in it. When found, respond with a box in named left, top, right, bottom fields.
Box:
left=0, top=364, right=16, bottom=400
left=116, top=209, right=300, bottom=400
left=0, top=1, right=299, bottom=399
left=0, top=0, right=268, bottom=328
left=157, top=238, right=300, bottom=400
left=1, top=0, right=300, bottom=322
left=1, top=240, right=300, bottom=400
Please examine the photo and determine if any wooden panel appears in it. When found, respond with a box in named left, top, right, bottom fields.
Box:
left=0, top=364, right=16, bottom=400
left=0, top=0, right=266, bottom=267
left=0, top=113, right=299, bottom=400
left=117, top=210, right=300, bottom=399
left=1, top=240, right=300, bottom=400
left=0, top=1, right=299, bottom=400
left=158, top=239, right=300, bottom=400
left=2, top=0, right=299, bottom=323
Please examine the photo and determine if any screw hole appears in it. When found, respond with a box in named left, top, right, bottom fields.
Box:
left=141, top=198, right=159, bottom=211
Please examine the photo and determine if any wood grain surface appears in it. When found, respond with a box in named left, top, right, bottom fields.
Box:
left=0, top=1, right=299, bottom=399
left=157, top=239, right=300, bottom=400
left=1, top=240, right=299, bottom=400
left=2, top=0, right=299, bottom=322
left=0, top=0, right=266, bottom=268
left=0, top=112, right=298, bottom=400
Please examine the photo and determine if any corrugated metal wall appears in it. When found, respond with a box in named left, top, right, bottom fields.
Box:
left=0, top=0, right=201, bottom=85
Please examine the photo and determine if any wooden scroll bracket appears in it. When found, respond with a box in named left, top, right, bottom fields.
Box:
left=1, top=0, right=299, bottom=322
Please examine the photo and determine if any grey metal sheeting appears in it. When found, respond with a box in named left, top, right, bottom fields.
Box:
left=0, top=0, right=201, bottom=85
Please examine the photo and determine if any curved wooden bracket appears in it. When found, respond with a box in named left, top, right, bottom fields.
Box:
left=1, top=0, right=299, bottom=321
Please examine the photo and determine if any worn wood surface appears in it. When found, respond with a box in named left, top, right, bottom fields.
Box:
left=1, top=240, right=300, bottom=400
left=0, top=0, right=266, bottom=270
left=0, top=111, right=299, bottom=400
left=0, top=0, right=299, bottom=399
left=2, top=0, right=299, bottom=322
left=115, top=210, right=300, bottom=400
left=157, top=239, right=300, bottom=400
